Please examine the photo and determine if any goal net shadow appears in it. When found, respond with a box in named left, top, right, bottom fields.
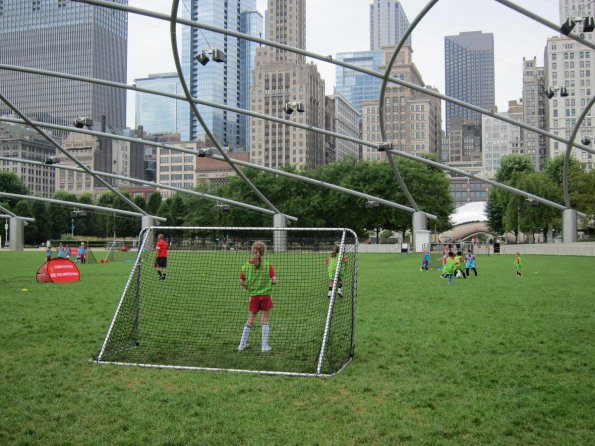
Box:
left=95, top=227, right=358, bottom=377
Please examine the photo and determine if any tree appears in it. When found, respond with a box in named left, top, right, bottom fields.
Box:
left=571, top=169, right=595, bottom=234
left=147, top=192, right=162, bottom=215
left=504, top=173, right=562, bottom=243
left=543, top=154, right=584, bottom=187
left=486, top=188, right=507, bottom=236
left=495, top=155, right=534, bottom=183
left=47, top=192, right=78, bottom=239
left=487, top=155, right=535, bottom=240
left=0, top=171, right=29, bottom=208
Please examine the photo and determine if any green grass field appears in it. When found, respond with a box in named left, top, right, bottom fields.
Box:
left=1, top=251, right=593, bottom=445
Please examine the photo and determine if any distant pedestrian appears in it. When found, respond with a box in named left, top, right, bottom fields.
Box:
left=465, top=250, right=478, bottom=277
left=57, top=243, right=66, bottom=259
left=155, top=234, right=168, bottom=280
left=45, top=241, right=52, bottom=262
left=514, top=252, right=523, bottom=278
left=420, top=250, right=430, bottom=271
left=78, top=242, right=87, bottom=264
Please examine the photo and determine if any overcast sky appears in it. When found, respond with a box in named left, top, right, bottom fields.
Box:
left=127, top=0, right=561, bottom=127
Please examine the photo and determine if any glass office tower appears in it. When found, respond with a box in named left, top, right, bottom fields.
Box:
left=335, top=51, right=383, bottom=115
left=444, top=31, right=495, bottom=132
left=0, top=0, right=127, bottom=132
left=181, top=0, right=262, bottom=149
left=135, top=73, right=187, bottom=139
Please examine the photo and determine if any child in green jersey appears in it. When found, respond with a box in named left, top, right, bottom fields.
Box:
left=443, top=251, right=457, bottom=284
left=514, top=252, right=523, bottom=277
left=238, top=240, right=277, bottom=352
left=455, top=251, right=467, bottom=279
left=326, top=245, right=347, bottom=298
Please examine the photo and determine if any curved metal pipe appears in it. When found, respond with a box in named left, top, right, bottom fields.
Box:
left=68, top=0, right=595, bottom=157
left=0, top=92, right=148, bottom=217
left=205, top=153, right=438, bottom=220
left=1, top=113, right=579, bottom=219
left=386, top=148, right=586, bottom=217
left=0, top=192, right=166, bottom=220
left=0, top=156, right=298, bottom=221
left=563, top=95, right=595, bottom=207
left=168, top=0, right=281, bottom=217
left=378, top=0, right=441, bottom=212
left=493, top=0, right=595, bottom=51
left=3, top=62, right=594, bottom=158
left=0, top=119, right=420, bottom=219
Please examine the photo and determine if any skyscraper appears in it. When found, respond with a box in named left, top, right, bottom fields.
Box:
left=135, top=73, right=186, bottom=139
left=444, top=31, right=495, bottom=132
left=544, top=0, right=595, bottom=170
left=361, top=46, right=441, bottom=161
left=250, top=0, right=325, bottom=169
left=335, top=51, right=383, bottom=115
left=522, top=57, right=547, bottom=171
left=370, top=0, right=411, bottom=51
left=0, top=0, right=127, bottom=133
left=181, top=0, right=262, bottom=149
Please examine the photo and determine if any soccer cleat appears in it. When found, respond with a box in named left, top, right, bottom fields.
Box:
left=262, top=346, right=272, bottom=352
left=338, top=287, right=344, bottom=297
left=237, top=344, right=248, bottom=351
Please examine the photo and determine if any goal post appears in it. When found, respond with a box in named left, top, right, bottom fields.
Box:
left=95, top=226, right=358, bottom=377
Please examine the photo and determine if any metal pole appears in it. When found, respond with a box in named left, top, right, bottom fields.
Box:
left=0, top=155, right=297, bottom=222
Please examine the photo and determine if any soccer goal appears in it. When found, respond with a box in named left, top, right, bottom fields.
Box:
left=95, top=226, right=358, bottom=377
left=103, top=240, right=137, bottom=263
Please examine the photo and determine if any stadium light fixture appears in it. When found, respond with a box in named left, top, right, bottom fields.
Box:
left=197, top=148, right=213, bottom=157
left=195, top=48, right=227, bottom=66
left=365, top=200, right=379, bottom=209
left=581, top=136, right=592, bottom=145
left=283, top=101, right=305, bottom=115
left=44, top=156, right=60, bottom=165
left=583, top=17, right=595, bottom=32
left=73, top=117, right=93, bottom=128
left=561, top=18, right=576, bottom=35
left=377, top=142, right=392, bottom=152
left=544, top=87, right=569, bottom=99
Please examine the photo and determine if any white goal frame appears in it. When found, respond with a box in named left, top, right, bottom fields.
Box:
left=95, top=226, right=358, bottom=377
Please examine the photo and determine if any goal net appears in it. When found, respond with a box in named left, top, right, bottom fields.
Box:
left=103, top=240, right=137, bottom=263
left=95, top=226, right=358, bottom=377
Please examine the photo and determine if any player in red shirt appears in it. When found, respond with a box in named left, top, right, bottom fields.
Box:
left=154, top=233, right=168, bottom=281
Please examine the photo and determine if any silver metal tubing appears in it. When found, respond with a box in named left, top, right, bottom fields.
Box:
left=168, top=0, right=281, bottom=217
left=386, top=148, right=586, bottom=217
left=70, top=0, right=595, bottom=156
left=0, top=192, right=166, bottom=220
left=0, top=156, right=298, bottom=221
left=0, top=92, right=148, bottom=217
left=563, top=96, right=595, bottom=207
left=0, top=117, right=424, bottom=219
left=378, top=0, right=441, bottom=213
left=205, top=154, right=438, bottom=219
